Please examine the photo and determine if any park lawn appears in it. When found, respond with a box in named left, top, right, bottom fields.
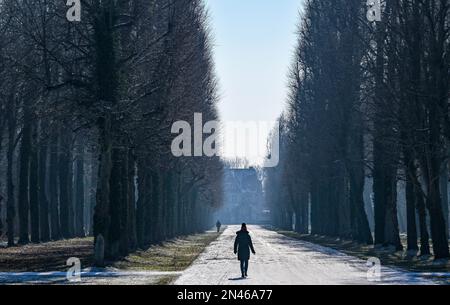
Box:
left=112, top=229, right=222, bottom=284
left=0, top=238, right=94, bottom=273
left=113, top=230, right=220, bottom=272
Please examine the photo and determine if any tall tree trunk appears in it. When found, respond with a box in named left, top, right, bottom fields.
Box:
left=152, top=170, right=163, bottom=242
left=310, top=179, right=320, bottom=235
left=172, top=170, right=179, bottom=237
left=373, top=9, right=387, bottom=246
left=67, top=139, right=74, bottom=237
left=135, top=159, right=146, bottom=248
left=127, top=150, right=137, bottom=251
left=384, top=174, right=403, bottom=250
left=164, top=171, right=174, bottom=239
left=337, top=164, right=351, bottom=239
left=145, top=169, right=154, bottom=245
left=38, top=125, right=50, bottom=242
left=74, top=142, right=85, bottom=237
left=373, top=141, right=402, bottom=249
left=0, top=111, right=4, bottom=236
left=92, top=1, right=118, bottom=263
left=404, top=150, right=418, bottom=252
left=29, top=122, right=40, bottom=243
left=18, top=104, right=32, bottom=245
left=117, top=148, right=130, bottom=257
left=416, top=188, right=431, bottom=256
left=6, top=98, right=17, bottom=246
left=348, top=159, right=374, bottom=244
left=373, top=129, right=402, bottom=250
left=94, top=115, right=113, bottom=261
left=49, top=129, right=60, bottom=240
left=59, top=128, right=72, bottom=239
left=425, top=170, right=449, bottom=259
left=299, top=189, right=309, bottom=234
left=440, top=168, right=448, bottom=239
left=106, top=146, right=131, bottom=259
left=88, top=152, right=98, bottom=236
left=422, top=119, right=450, bottom=258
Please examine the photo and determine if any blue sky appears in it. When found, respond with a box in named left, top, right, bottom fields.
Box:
left=204, top=0, right=303, bottom=123
left=204, top=0, right=303, bottom=164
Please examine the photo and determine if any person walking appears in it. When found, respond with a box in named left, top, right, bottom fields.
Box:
left=216, top=220, right=222, bottom=233
left=234, top=223, right=256, bottom=278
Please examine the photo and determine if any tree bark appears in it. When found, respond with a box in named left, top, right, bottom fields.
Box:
left=416, top=183, right=430, bottom=256
left=38, top=126, right=50, bottom=242
left=49, top=129, right=60, bottom=240
left=59, top=128, right=73, bottom=239
left=348, top=164, right=374, bottom=244
left=127, top=150, right=137, bottom=251
left=0, top=110, right=4, bottom=236
left=135, top=159, right=146, bottom=248
left=74, top=142, right=85, bottom=237
left=18, top=104, right=32, bottom=245
left=440, top=169, right=449, bottom=239
left=404, top=150, right=419, bottom=251
left=29, top=122, right=40, bottom=243
left=6, top=98, right=17, bottom=246
left=92, top=0, right=119, bottom=263
left=109, top=147, right=127, bottom=258
left=94, top=114, right=113, bottom=261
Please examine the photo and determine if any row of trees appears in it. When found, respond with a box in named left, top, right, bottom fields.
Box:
left=265, top=0, right=449, bottom=258
left=0, top=0, right=223, bottom=262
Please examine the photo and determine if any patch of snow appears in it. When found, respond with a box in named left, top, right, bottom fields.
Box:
left=0, top=268, right=182, bottom=285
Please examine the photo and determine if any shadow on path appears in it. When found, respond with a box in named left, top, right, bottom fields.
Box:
left=228, top=277, right=246, bottom=281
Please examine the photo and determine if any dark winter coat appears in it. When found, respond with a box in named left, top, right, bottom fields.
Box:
left=234, top=230, right=255, bottom=261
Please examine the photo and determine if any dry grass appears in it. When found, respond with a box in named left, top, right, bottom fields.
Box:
left=0, top=238, right=94, bottom=272
left=154, top=275, right=179, bottom=285
left=113, top=231, right=220, bottom=272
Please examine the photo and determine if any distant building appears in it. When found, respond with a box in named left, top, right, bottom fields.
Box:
left=215, top=167, right=269, bottom=224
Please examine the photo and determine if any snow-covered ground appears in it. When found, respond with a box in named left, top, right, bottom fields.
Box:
left=0, top=269, right=182, bottom=285
left=174, top=225, right=436, bottom=285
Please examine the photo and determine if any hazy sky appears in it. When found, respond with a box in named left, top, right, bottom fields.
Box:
left=205, top=0, right=302, bottom=122
left=204, top=0, right=303, bottom=163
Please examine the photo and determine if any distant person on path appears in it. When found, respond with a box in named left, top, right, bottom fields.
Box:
left=216, top=220, right=222, bottom=233
left=234, top=223, right=256, bottom=278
